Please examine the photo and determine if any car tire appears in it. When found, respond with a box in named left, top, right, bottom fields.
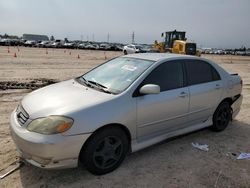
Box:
left=80, top=126, right=129, bottom=175
left=211, top=101, right=231, bottom=132
left=124, top=50, right=127, bottom=55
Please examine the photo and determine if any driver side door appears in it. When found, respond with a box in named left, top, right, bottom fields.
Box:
left=135, top=60, right=189, bottom=140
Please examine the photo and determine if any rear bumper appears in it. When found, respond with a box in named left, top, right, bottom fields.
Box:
left=232, top=94, right=243, bottom=119
left=10, top=111, right=91, bottom=169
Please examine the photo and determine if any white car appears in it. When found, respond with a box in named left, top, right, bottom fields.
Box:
left=123, top=44, right=145, bottom=55
left=24, top=40, right=36, bottom=47
left=10, top=53, right=242, bottom=175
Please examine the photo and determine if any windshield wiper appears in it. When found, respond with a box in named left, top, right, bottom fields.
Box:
left=87, top=80, right=107, bottom=89
left=76, top=77, right=93, bottom=87
left=87, top=80, right=113, bottom=94
left=76, top=77, right=113, bottom=94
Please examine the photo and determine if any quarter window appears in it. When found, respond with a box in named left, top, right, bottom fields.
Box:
left=211, top=66, right=221, bottom=81
left=142, top=61, right=184, bottom=92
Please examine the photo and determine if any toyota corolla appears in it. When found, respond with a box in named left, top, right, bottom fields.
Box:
left=10, top=53, right=242, bottom=175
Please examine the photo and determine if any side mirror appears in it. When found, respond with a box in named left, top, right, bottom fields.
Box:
left=139, top=84, right=160, bottom=95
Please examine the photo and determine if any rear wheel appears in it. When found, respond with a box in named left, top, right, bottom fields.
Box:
left=80, top=127, right=129, bottom=175
left=211, top=102, right=231, bottom=132
left=124, top=50, right=127, bottom=55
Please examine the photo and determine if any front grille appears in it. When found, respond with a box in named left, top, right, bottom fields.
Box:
left=16, top=105, right=29, bottom=126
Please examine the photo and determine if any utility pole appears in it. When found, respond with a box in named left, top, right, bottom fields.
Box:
left=132, top=31, right=135, bottom=44
left=107, top=33, right=110, bottom=43
left=92, top=34, right=95, bottom=42
left=81, top=35, right=83, bottom=41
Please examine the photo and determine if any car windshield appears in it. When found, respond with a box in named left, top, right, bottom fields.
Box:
left=79, top=57, right=154, bottom=94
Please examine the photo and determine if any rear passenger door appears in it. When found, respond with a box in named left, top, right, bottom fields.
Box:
left=185, top=60, right=223, bottom=124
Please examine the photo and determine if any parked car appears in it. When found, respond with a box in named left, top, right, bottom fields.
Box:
left=99, top=43, right=111, bottom=50
left=235, top=51, right=246, bottom=56
left=123, top=44, right=146, bottom=54
left=109, top=44, right=122, bottom=51
left=85, top=44, right=96, bottom=50
left=245, top=51, right=250, bottom=56
left=24, top=40, right=36, bottom=47
left=214, top=50, right=225, bottom=55
left=52, top=40, right=64, bottom=48
left=115, top=44, right=124, bottom=51
left=0, top=38, right=21, bottom=46
left=36, top=41, right=50, bottom=48
left=50, top=41, right=61, bottom=48
left=0, top=38, right=11, bottom=46
left=93, top=44, right=99, bottom=50
left=10, top=53, right=242, bottom=175
left=78, top=43, right=86, bottom=49
left=63, top=42, right=74, bottom=49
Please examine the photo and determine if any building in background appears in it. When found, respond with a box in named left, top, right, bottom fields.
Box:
left=22, top=34, right=49, bottom=41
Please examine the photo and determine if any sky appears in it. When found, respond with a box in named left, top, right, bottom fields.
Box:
left=0, top=0, right=250, bottom=48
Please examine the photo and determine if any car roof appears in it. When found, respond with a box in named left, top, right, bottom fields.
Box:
left=125, top=53, right=200, bottom=62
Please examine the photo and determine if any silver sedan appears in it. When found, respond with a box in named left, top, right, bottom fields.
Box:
left=10, top=53, right=243, bottom=175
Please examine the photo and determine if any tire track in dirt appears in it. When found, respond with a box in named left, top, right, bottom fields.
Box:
left=0, top=78, right=58, bottom=90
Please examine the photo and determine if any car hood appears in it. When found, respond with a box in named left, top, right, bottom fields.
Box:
left=21, top=79, right=115, bottom=119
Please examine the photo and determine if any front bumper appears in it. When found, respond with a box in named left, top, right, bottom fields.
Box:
left=10, top=111, right=91, bottom=169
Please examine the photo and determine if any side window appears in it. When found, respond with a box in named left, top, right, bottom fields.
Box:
left=142, top=61, right=184, bottom=92
left=185, top=60, right=219, bottom=85
left=211, top=66, right=221, bottom=81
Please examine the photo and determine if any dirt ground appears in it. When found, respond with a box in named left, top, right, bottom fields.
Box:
left=0, top=46, right=249, bottom=188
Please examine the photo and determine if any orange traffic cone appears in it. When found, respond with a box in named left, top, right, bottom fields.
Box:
left=77, top=54, right=80, bottom=59
left=8, top=48, right=10, bottom=53
left=46, top=50, right=48, bottom=54
left=17, top=48, right=20, bottom=52
left=14, top=53, right=17, bottom=58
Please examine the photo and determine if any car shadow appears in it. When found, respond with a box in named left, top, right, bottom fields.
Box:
left=19, top=119, right=250, bottom=187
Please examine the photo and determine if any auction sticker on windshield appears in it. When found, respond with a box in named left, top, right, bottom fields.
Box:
left=122, top=65, right=137, bottom=71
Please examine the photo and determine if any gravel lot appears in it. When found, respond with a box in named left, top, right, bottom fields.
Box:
left=0, top=46, right=249, bottom=188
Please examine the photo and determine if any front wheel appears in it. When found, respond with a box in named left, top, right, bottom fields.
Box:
left=211, top=102, right=231, bottom=132
left=80, top=127, right=129, bottom=175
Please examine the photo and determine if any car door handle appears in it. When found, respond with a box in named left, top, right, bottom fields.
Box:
left=215, top=84, right=222, bottom=90
left=178, top=92, right=188, bottom=98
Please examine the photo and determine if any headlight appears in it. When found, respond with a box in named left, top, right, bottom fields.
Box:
left=27, top=116, right=73, bottom=135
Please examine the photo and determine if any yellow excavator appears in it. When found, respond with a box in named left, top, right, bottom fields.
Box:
left=154, top=30, right=200, bottom=56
